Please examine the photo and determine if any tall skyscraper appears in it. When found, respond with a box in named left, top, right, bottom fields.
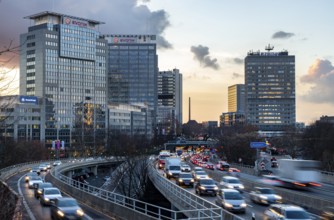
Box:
left=103, top=34, right=158, bottom=137
left=228, top=84, right=245, bottom=113
left=20, top=12, right=108, bottom=153
left=245, top=45, right=295, bottom=132
left=156, top=68, right=182, bottom=136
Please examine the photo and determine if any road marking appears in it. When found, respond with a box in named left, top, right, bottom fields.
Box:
left=18, top=175, right=36, bottom=220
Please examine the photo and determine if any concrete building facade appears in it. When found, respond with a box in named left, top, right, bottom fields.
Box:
left=19, top=11, right=108, bottom=153
left=245, top=47, right=295, bottom=131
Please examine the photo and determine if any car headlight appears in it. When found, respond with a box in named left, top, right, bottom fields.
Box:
left=76, top=209, right=84, bottom=216
left=275, top=195, right=282, bottom=200
left=240, top=203, right=247, bottom=208
left=44, top=198, right=50, bottom=202
left=227, top=185, right=234, bottom=189
left=25, top=177, right=29, bottom=180
left=38, top=189, right=42, bottom=194
left=179, top=179, right=183, bottom=182
left=57, top=210, right=64, bottom=217
left=239, top=185, right=245, bottom=189
left=168, top=172, right=173, bottom=175
left=224, top=203, right=233, bottom=208
left=260, top=195, right=268, bottom=200
left=191, top=179, right=194, bottom=182
left=214, top=186, right=219, bottom=190
left=200, top=186, right=206, bottom=190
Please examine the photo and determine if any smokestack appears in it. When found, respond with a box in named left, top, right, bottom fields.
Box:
left=189, top=97, right=191, bottom=122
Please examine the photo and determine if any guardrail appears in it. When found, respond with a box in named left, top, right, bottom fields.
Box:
left=51, top=158, right=228, bottom=220
left=147, top=159, right=243, bottom=220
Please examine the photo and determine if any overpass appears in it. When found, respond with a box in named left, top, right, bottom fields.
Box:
left=2, top=158, right=334, bottom=220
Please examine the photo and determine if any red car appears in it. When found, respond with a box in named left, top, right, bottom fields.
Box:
left=205, top=163, right=215, bottom=170
left=228, top=168, right=241, bottom=177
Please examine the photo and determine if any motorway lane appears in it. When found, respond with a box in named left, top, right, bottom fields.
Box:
left=6, top=169, right=114, bottom=220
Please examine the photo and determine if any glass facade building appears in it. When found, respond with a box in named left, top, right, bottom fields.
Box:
left=19, top=12, right=108, bottom=155
left=103, top=35, right=158, bottom=137
left=228, top=84, right=245, bottom=113
left=245, top=48, right=295, bottom=131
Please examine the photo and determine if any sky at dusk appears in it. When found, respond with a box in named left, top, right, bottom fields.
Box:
left=0, top=0, right=334, bottom=125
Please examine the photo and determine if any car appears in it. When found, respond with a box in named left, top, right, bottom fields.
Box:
left=28, top=176, right=44, bottom=189
left=191, top=167, right=204, bottom=177
left=175, top=172, right=195, bottom=187
left=180, top=163, right=191, bottom=172
left=25, top=172, right=39, bottom=182
left=193, top=170, right=209, bottom=180
left=320, top=207, right=334, bottom=220
left=215, top=189, right=247, bottom=213
left=31, top=166, right=41, bottom=175
left=228, top=168, right=241, bottom=177
left=44, top=162, right=51, bottom=169
left=53, top=160, right=62, bottom=166
left=249, top=187, right=282, bottom=205
left=220, top=176, right=245, bottom=193
left=205, top=163, right=215, bottom=170
left=216, top=161, right=230, bottom=171
left=50, top=197, right=85, bottom=220
left=40, top=187, right=63, bottom=206
left=261, top=175, right=284, bottom=187
left=34, top=182, right=53, bottom=199
left=263, top=204, right=311, bottom=220
left=195, top=178, right=219, bottom=196
left=39, top=163, right=48, bottom=172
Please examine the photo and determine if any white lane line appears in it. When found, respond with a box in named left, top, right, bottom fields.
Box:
left=18, top=175, right=36, bottom=220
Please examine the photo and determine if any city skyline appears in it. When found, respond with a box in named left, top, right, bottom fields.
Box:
left=1, top=0, right=334, bottom=125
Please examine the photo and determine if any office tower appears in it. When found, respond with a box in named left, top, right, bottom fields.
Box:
left=103, top=34, right=158, bottom=137
left=156, top=69, right=182, bottom=136
left=228, top=84, right=245, bottom=113
left=245, top=45, right=295, bottom=132
left=20, top=12, right=108, bottom=153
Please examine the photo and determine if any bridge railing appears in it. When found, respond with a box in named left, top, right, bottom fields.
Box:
left=147, top=158, right=243, bottom=220
left=51, top=159, right=223, bottom=220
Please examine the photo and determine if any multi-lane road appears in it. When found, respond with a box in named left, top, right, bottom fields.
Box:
left=6, top=168, right=115, bottom=220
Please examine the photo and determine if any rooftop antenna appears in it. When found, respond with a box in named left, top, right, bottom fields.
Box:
left=265, top=44, right=274, bottom=51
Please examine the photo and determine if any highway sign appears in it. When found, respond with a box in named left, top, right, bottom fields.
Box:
left=250, top=142, right=267, bottom=148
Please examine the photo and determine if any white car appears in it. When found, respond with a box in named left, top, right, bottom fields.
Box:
left=216, top=189, right=247, bottom=213
left=28, top=176, right=44, bottom=189
left=220, top=176, right=245, bottom=193
left=180, top=163, right=191, bottom=172
left=40, top=187, right=62, bottom=206
left=39, top=164, right=48, bottom=172
left=249, top=187, right=282, bottom=205
left=193, top=171, right=209, bottom=180
left=264, top=204, right=311, bottom=220
left=53, top=160, right=62, bottom=166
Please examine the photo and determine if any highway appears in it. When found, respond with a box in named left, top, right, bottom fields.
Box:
left=156, top=163, right=326, bottom=220
left=5, top=167, right=114, bottom=220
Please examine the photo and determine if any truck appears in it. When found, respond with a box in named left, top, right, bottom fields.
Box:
left=158, top=150, right=170, bottom=169
left=164, top=157, right=181, bottom=179
left=275, top=159, right=321, bottom=189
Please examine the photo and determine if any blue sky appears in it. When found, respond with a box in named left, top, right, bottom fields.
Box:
left=1, top=0, right=333, bottom=124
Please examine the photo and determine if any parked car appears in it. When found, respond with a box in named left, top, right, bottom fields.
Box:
left=195, top=178, right=219, bottom=196
left=263, top=204, right=311, bottom=220
left=28, top=176, right=44, bottom=189
left=175, top=172, right=194, bottom=187
left=220, top=176, right=244, bottom=193
left=50, top=197, right=85, bottom=220
left=249, top=187, right=282, bottom=205
left=215, top=189, right=247, bottom=213
left=40, top=187, right=62, bottom=206
left=34, top=182, right=53, bottom=199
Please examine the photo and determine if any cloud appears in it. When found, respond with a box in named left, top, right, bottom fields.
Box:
left=272, top=31, right=295, bottom=39
left=190, top=45, right=220, bottom=70
left=0, top=0, right=172, bottom=66
left=300, top=59, right=334, bottom=104
left=232, top=72, right=243, bottom=79
left=232, top=58, right=243, bottom=65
